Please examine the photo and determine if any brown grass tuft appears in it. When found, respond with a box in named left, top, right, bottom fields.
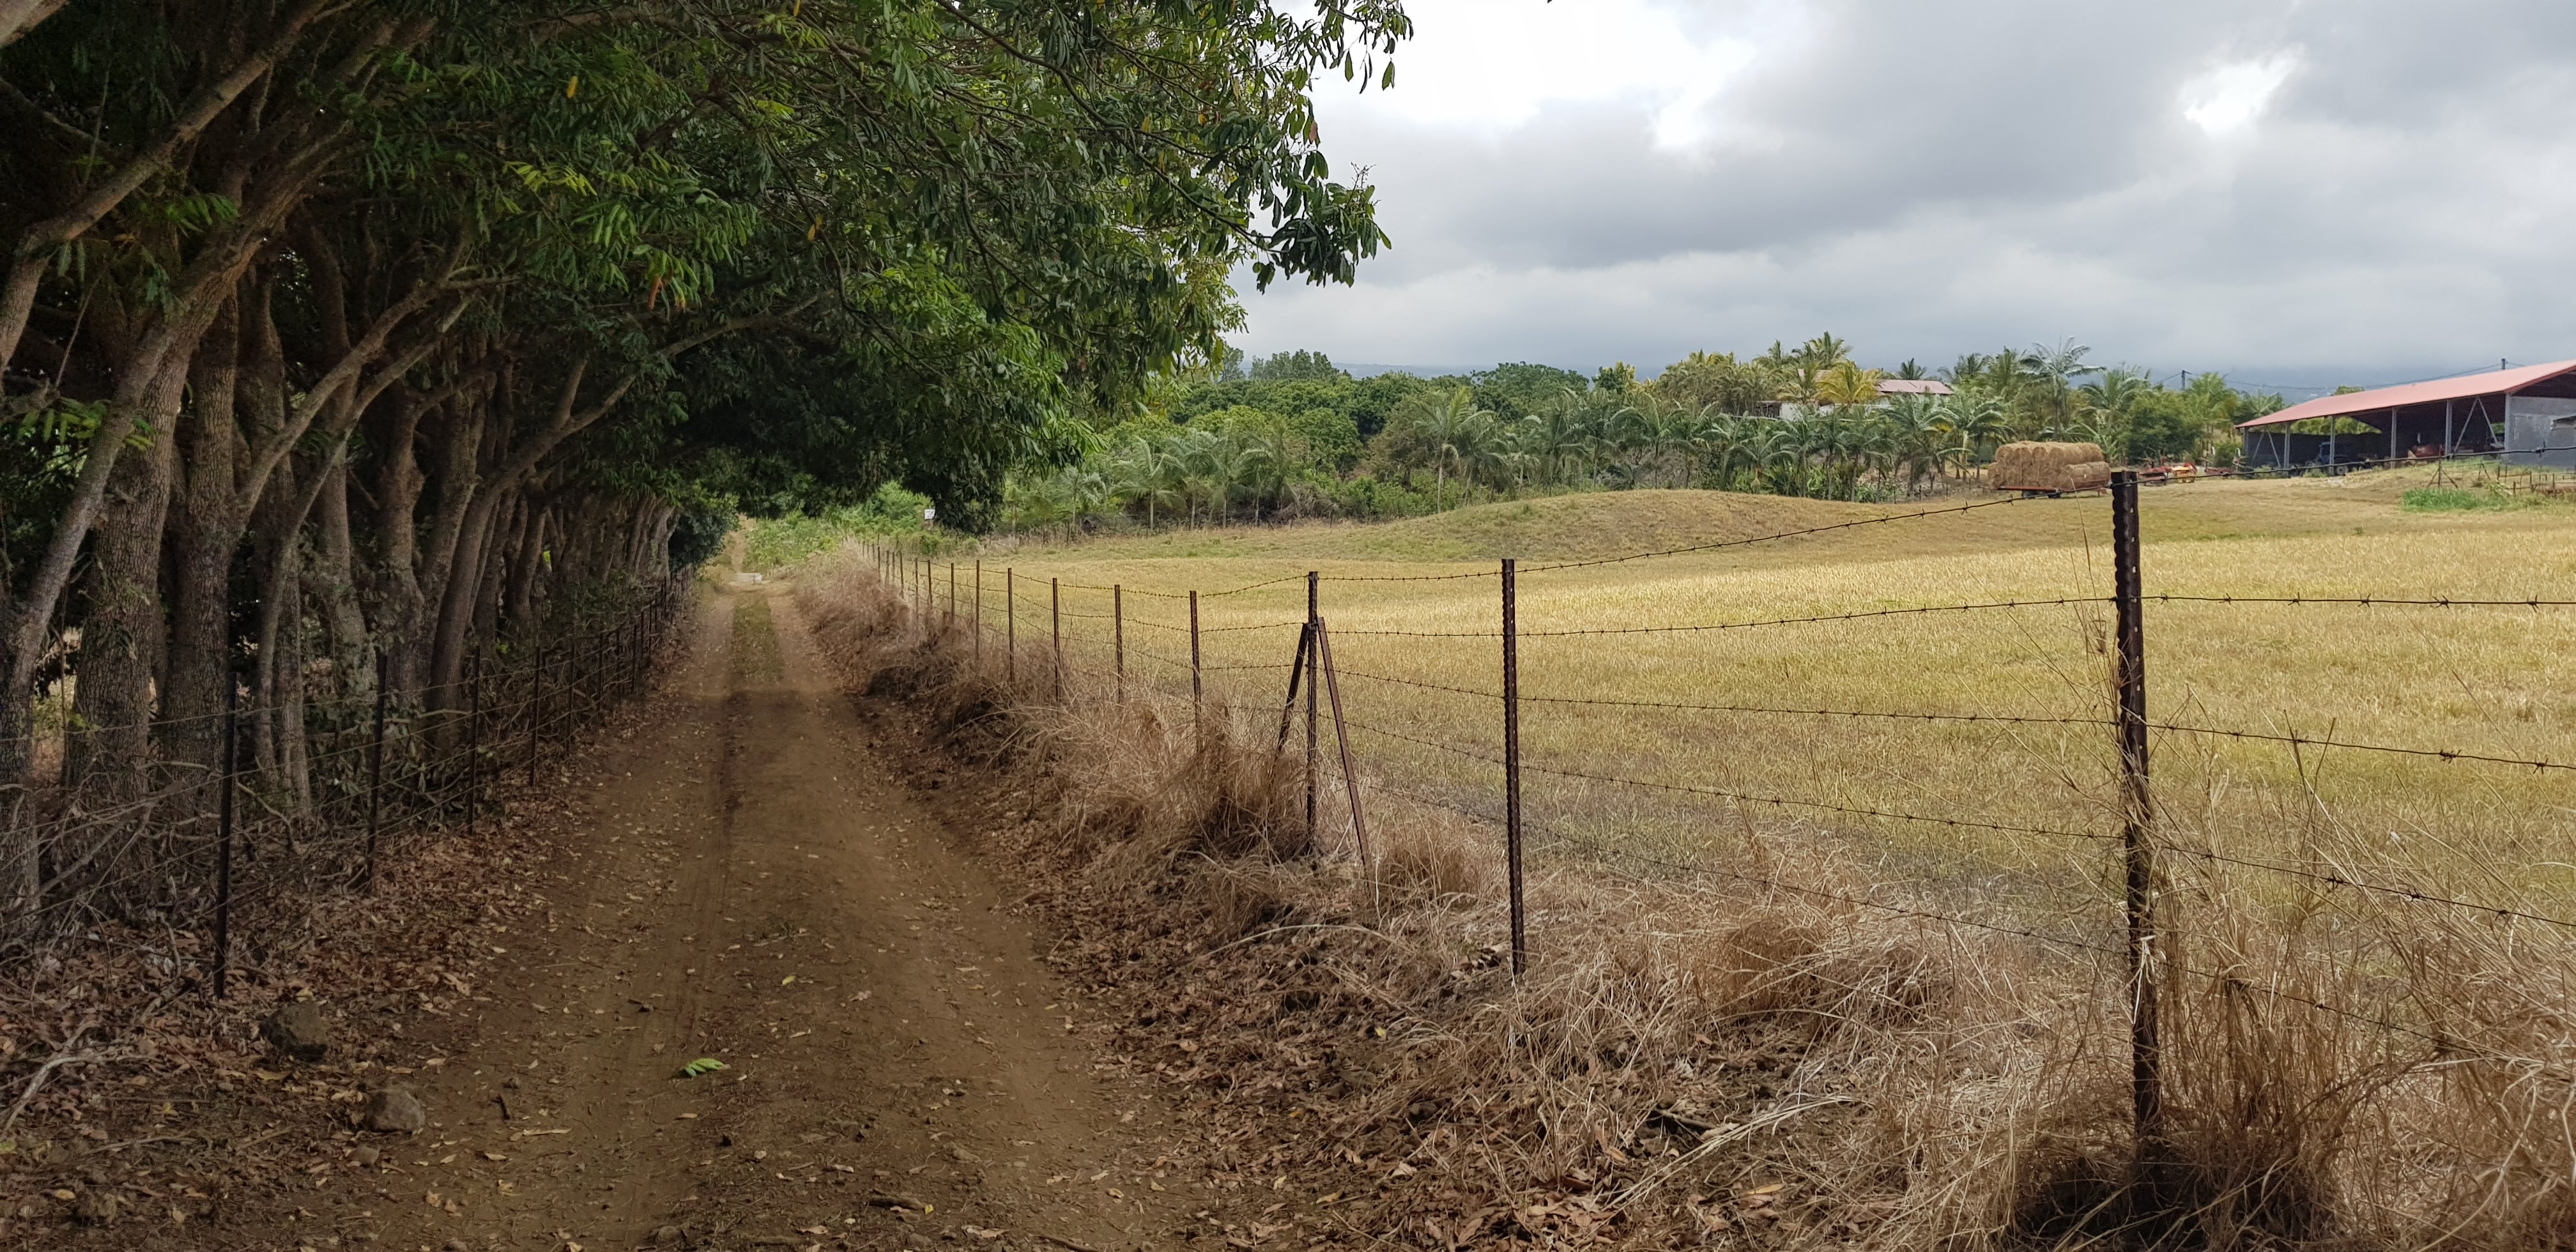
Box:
left=790, top=532, right=2576, bottom=1250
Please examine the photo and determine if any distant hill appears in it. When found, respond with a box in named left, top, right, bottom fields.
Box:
left=1337, top=362, right=1482, bottom=379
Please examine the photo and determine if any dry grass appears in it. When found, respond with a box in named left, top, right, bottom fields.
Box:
left=808, top=466, right=2576, bottom=1248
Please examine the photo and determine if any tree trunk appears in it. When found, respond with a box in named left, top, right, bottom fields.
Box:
left=416, top=405, right=487, bottom=707
left=67, top=358, right=187, bottom=794
left=505, top=504, right=548, bottom=632
left=369, top=387, right=433, bottom=699
left=311, top=457, right=371, bottom=698
left=161, top=293, right=245, bottom=781
left=0, top=0, right=69, bottom=48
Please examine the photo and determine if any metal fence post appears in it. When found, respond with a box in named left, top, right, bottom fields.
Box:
left=556, top=639, right=575, bottom=752
left=364, top=650, right=388, bottom=893
left=1316, top=619, right=1367, bottom=863
left=215, top=679, right=239, bottom=998
left=530, top=642, right=546, bottom=785
left=466, top=652, right=481, bottom=837
left=1051, top=577, right=1063, bottom=703
left=1502, top=558, right=1526, bottom=975
left=1189, top=590, right=1202, bottom=732
left=2111, top=469, right=2163, bottom=1172
left=947, top=561, right=957, bottom=632
left=1006, top=569, right=1016, bottom=681
left=1305, top=572, right=1319, bottom=848
left=1114, top=584, right=1125, bottom=703
left=973, top=560, right=983, bottom=658
left=1274, top=623, right=1312, bottom=752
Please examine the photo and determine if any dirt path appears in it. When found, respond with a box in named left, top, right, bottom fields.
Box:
left=295, top=588, right=1200, bottom=1251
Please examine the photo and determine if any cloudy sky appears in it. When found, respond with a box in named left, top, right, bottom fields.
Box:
left=1236, top=0, right=2576, bottom=392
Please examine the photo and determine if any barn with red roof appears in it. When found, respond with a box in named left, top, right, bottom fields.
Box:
left=2235, top=360, right=2576, bottom=470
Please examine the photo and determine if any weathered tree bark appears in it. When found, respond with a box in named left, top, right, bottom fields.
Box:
left=426, top=358, right=635, bottom=702
left=0, top=125, right=337, bottom=782
left=257, top=535, right=311, bottom=813
left=158, top=262, right=447, bottom=764
left=161, top=293, right=248, bottom=781
left=0, top=0, right=333, bottom=379
left=0, top=0, right=70, bottom=48
left=310, top=458, right=371, bottom=698
left=66, top=355, right=188, bottom=793
left=369, top=388, right=433, bottom=699
left=470, top=498, right=515, bottom=644
left=416, top=403, right=489, bottom=706
left=503, top=498, right=548, bottom=634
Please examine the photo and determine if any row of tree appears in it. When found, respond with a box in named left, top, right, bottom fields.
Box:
left=0, top=0, right=1404, bottom=816
left=1002, top=338, right=2287, bottom=530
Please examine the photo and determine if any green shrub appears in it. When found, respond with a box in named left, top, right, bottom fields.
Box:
left=2400, top=487, right=2524, bottom=512
left=743, top=484, right=949, bottom=570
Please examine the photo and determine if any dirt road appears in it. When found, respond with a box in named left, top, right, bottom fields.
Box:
left=294, top=588, right=1204, bottom=1251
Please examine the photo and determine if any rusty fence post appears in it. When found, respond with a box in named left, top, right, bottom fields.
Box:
left=530, top=642, right=546, bottom=786
left=1305, top=572, right=1319, bottom=850
left=1006, top=569, right=1016, bottom=682
left=1503, top=558, right=1526, bottom=975
left=1189, top=590, right=1202, bottom=734
left=466, top=652, right=481, bottom=837
left=364, top=650, right=389, bottom=893
left=1316, top=618, right=1367, bottom=864
left=973, top=560, right=983, bottom=659
left=1273, top=622, right=1311, bottom=752
left=215, top=679, right=240, bottom=998
left=2112, top=469, right=2163, bottom=1180
left=1114, top=584, right=1125, bottom=703
left=1051, top=577, right=1063, bottom=703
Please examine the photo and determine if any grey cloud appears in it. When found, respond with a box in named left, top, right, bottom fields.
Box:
left=1248, top=0, right=2576, bottom=385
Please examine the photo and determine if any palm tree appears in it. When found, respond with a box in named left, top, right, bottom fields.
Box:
left=1941, top=393, right=2010, bottom=479
left=1795, top=332, right=1854, bottom=370
left=1390, top=386, right=1501, bottom=510
left=2077, top=367, right=2154, bottom=464
left=1880, top=394, right=1949, bottom=492
left=1524, top=390, right=1597, bottom=486
left=1106, top=438, right=1181, bottom=526
left=1692, top=409, right=1756, bottom=489
left=1816, top=361, right=1885, bottom=408
left=2020, top=338, right=2101, bottom=438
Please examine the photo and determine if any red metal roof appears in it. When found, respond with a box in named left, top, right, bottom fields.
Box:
left=2237, top=360, right=2576, bottom=428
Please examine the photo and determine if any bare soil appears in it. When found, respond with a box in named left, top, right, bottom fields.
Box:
left=167, top=586, right=1222, bottom=1250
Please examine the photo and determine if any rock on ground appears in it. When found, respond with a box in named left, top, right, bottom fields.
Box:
left=362, top=1087, right=425, bottom=1133
left=258, top=1002, right=331, bottom=1062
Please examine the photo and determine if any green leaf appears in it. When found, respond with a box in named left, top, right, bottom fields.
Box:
left=675, top=1058, right=728, bottom=1079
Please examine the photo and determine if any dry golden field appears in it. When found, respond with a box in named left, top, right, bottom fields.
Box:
left=811, top=465, right=2576, bottom=1246
left=900, top=468, right=2576, bottom=943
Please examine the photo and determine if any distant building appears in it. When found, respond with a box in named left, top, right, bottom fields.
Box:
left=2235, top=360, right=2576, bottom=469
left=1877, top=379, right=1954, bottom=397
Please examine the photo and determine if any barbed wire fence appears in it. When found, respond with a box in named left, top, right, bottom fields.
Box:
left=865, top=467, right=2576, bottom=1189
left=0, top=579, right=688, bottom=1001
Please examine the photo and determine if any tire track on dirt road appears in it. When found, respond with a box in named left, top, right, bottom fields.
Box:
left=286, top=588, right=1198, bottom=1251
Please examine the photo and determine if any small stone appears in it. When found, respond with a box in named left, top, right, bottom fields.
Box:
left=260, top=1002, right=332, bottom=1062
left=362, top=1087, right=426, bottom=1133
left=903, top=1235, right=935, bottom=1251
left=652, top=1225, right=683, bottom=1246
left=446, top=1240, right=471, bottom=1251
left=353, top=1146, right=381, bottom=1167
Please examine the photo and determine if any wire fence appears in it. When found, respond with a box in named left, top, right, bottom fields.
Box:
left=867, top=470, right=2576, bottom=1175
left=0, top=581, right=689, bottom=998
